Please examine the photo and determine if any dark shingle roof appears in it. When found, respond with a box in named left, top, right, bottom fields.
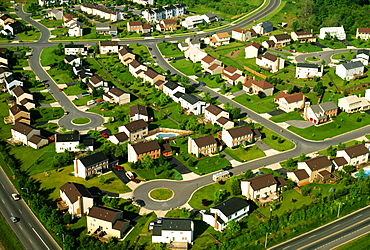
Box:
left=152, top=218, right=193, bottom=232
left=88, top=206, right=122, bottom=222
left=193, top=135, right=217, bottom=148
left=11, top=122, right=34, bottom=135
left=205, top=104, right=225, bottom=116
left=180, top=94, right=200, bottom=105
left=342, top=61, right=363, bottom=70
left=132, top=140, right=161, bottom=155
left=60, top=182, right=92, bottom=203
left=297, top=63, right=320, bottom=69
left=56, top=133, right=80, bottom=142
left=340, top=144, right=369, bottom=158
left=164, top=81, right=180, bottom=90
left=331, top=157, right=348, bottom=166
left=302, top=156, right=332, bottom=171
left=9, top=104, right=28, bottom=115
left=213, top=197, right=250, bottom=217
left=245, top=174, right=278, bottom=190
left=130, top=105, right=148, bottom=117
left=28, top=135, right=45, bottom=145
left=123, top=119, right=148, bottom=132
left=226, top=125, right=252, bottom=139
left=291, top=169, right=309, bottom=180
left=79, top=152, right=108, bottom=168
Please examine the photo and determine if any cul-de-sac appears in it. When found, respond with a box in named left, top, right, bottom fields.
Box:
left=1, top=0, right=370, bottom=249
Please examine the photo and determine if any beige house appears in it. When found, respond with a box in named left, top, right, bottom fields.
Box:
left=297, top=156, right=332, bottom=182
left=204, top=104, right=229, bottom=124
left=221, top=125, right=255, bottom=148
left=215, top=117, right=234, bottom=130
left=241, top=174, right=286, bottom=200
left=12, top=86, right=33, bottom=106
left=201, top=55, right=222, bottom=71
left=59, top=182, right=94, bottom=218
left=103, top=88, right=130, bottom=105
left=27, top=135, right=48, bottom=149
left=222, top=66, right=245, bottom=85
left=118, top=119, right=148, bottom=141
left=338, top=95, right=370, bottom=113
left=270, top=34, right=291, bottom=47
left=184, top=46, right=207, bottom=63
left=336, top=144, right=369, bottom=166
left=256, top=53, right=285, bottom=73
left=127, top=21, right=150, bottom=33
left=243, top=79, right=274, bottom=97
left=129, top=60, right=147, bottom=78
left=188, top=135, right=217, bottom=157
left=261, top=40, right=276, bottom=49
left=156, top=19, right=179, bottom=32
left=205, top=63, right=223, bottom=75
left=11, top=122, right=40, bottom=146
left=291, top=31, right=316, bottom=43
left=9, top=104, right=30, bottom=125
left=118, top=46, right=135, bottom=66
left=231, top=27, right=257, bottom=41
left=204, top=32, right=231, bottom=47
left=245, top=42, right=262, bottom=59
left=287, top=169, right=310, bottom=186
left=274, top=91, right=305, bottom=112
left=356, top=28, right=370, bottom=40
left=99, top=41, right=119, bottom=54
left=142, top=69, right=166, bottom=85
left=87, top=206, right=130, bottom=238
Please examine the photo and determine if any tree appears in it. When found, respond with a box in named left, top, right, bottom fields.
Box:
left=298, top=153, right=307, bottom=162
left=224, top=102, right=232, bottom=112
left=187, top=158, right=195, bottom=167
left=327, top=145, right=336, bottom=156
left=236, top=81, right=243, bottom=90
left=76, top=143, right=87, bottom=151
left=286, top=157, right=296, bottom=168
left=337, top=142, right=346, bottom=150
left=159, top=93, right=170, bottom=105
left=300, top=84, right=310, bottom=93
left=343, top=165, right=356, bottom=173
left=99, top=175, right=106, bottom=184
left=230, top=107, right=242, bottom=120
left=231, top=177, right=241, bottom=195
left=244, top=169, right=254, bottom=179
left=227, top=220, right=241, bottom=234
left=214, top=189, right=228, bottom=204
left=203, top=91, right=212, bottom=103
left=91, top=87, right=98, bottom=97
left=141, top=154, right=154, bottom=169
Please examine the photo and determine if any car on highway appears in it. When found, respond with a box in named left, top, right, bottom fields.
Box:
left=12, top=193, right=20, bottom=200
left=113, top=165, right=123, bottom=171
left=101, top=133, right=109, bottom=138
left=10, top=216, right=18, bottom=223
left=222, top=166, right=233, bottom=171
left=134, top=199, right=145, bottom=207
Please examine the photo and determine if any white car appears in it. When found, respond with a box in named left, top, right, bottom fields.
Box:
left=12, top=193, right=20, bottom=200
left=10, top=216, right=18, bottom=223
left=125, top=171, right=134, bottom=180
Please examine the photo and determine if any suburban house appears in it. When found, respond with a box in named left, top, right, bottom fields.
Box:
left=179, top=93, right=206, bottom=115
left=129, top=60, right=147, bottom=78
left=366, top=88, right=370, bottom=101
left=48, top=9, right=63, bottom=20
left=184, top=46, right=207, bottom=63
left=335, top=61, right=364, bottom=80
left=64, top=55, right=81, bottom=66
left=287, top=169, right=310, bottom=186
left=295, top=63, right=323, bottom=79
left=55, top=133, right=80, bottom=153
left=130, top=104, right=149, bottom=122
left=73, top=65, right=93, bottom=81
left=80, top=3, right=123, bottom=22
left=11, top=123, right=40, bottom=146
left=118, top=119, right=149, bottom=141
left=274, top=91, right=305, bottom=112
left=0, top=67, right=12, bottom=83
left=303, top=101, right=338, bottom=124
left=74, top=152, right=118, bottom=179
left=0, top=14, right=15, bottom=26
left=87, top=206, right=130, bottom=238
left=108, top=132, right=129, bottom=145
left=205, top=63, right=223, bottom=75
left=182, top=15, right=204, bottom=29
left=243, top=79, right=274, bottom=97
left=185, top=37, right=201, bottom=48
left=222, top=125, right=260, bottom=148
left=118, top=46, right=135, bottom=66
left=5, top=75, right=23, bottom=95
left=270, top=34, right=291, bottom=47
left=128, top=140, right=161, bottom=162
left=215, top=117, right=234, bottom=130
left=127, top=21, right=150, bottom=33
left=68, top=21, right=83, bottom=37
left=178, top=42, right=189, bottom=52
left=142, top=68, right=166, bottom=85
left=96, top=23, right=118, bottom=36
left=87, top=75, right=110, bottom=93
left=297, top=156, right=332, bottom=182
left=319, top=27, right=346, bottom=40
left=256, top=53, right=285, bottom=73
left=356, top=28, right=370, bottom=40
left=204, top=33, right=231, bottom=47
left=201, top=55, right=222, bottom=71
left=188, top=135, right=218, bottom=157
left=261, top=40, right=276, bottom=49
left=1, top=22, right=23, bottom=36
left=27, top=135, right=48, bottom=149
left=338, top=95, right=370, bottom=113
left=291, top=31, right=316, bottom=43
left=64, top=44, right=88, bottom=56
left=12, top=86, right=34, bottom=108
left=150, top=218, right=194, bottom=244
left=336, top=144, right=369, bottom=166
left=204, top=104, right=229, bottom=124
left=163, top=81, right=185, bottom=102
left=331, top=157, right=348, bottom=171
left=202, top=13, right=221, bottom=23
left=59, top=182, right=94, bottom=217
left=201, top=197, right=250, bottom=231
left=354, top=49, right=370, bottom=66
left=103, top=88, right=130, bottom=105
left=222, top=66, right=245, bottom=85
left=245, top=42, right=263, bottom=58
left=62, top=14, right=77, bottom=23
left=99, top=41, right=119, bottom=54
left=252, top=21, right=273, bottom=35
left=156, top=19, right=179, bottom=32
left=141, top=4, right=186, bottom=22
left=241, top=174, right=286, bottom=200
left=232, top=27, right=257, bottom=41
left=9, top=104, right=30, bottom=125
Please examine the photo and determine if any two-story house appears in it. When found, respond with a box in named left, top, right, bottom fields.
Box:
left=338, top=95, right=370, bottom=113
left=12, top=86, right=34, bottom=108
left=11, top=122, right=40, bottom=146
left=336, top=144, right=369, bottom=166
left=204, top=32, right=231, bottom=47
left=270, top=34, right=291, bottom=47
left=179, top=94, right=206, bottom=115
left=96, top=23, right=118, bottom=36
left=99, top=41, right=119, bottom=54
left=64, top=55, right=81, bottom=67
left=48, top=9, right=63, bottom=20
left=287, top=169, right=310, bottom=186
left=319, top=27, right=346, bottom=40
left=252, top=21, right=273, bottom=35
left=28, top=135, right=48, bottom=149
left=55, top=133, right=81, bottom=153
left=274, top=91, right=305, bottom=112
left=243, top=79, right=274, bottom=97
left=130, top=104, right=149, bottom=122
left=103, top=88, right=130, bottom=105
left=142, top=68, right=166, bottom=85
left=304, top=101, right=338, bottom=124
left=201, top=197, right=250, bottom=231
left=241, top=174, right=286, bottom=200
left=64, top=44, right=88, bottom=56
left=215, top=117, right=235, bottom=130
left=68, top=21, right=83, bottom=37
left=256, top=52, right=285, bottom=73
left=232, top=27, right=257, bottom=42
left=127, top=21, right=150, bottom=33
left=222, top=66, right=245, bottom=85
left=74, top=152, right=118, bottom=179
left=291, top=31, right=316, bottom=43
left=129, top=60, right=148, bottom=78
left=295, top=63, right=323, bottom=79
left=118, top=119, right=149, bottom=141
left=297, top=156, right=332, bottom=182
left=356, top=28, right=370, bottom=40
left=188, top=135, right=217, bottom=157
left=156, top=19, right=179, bottom=32
left=221, top=125, right=255, bottom=148
left=59, top=182, right=94, bottom=217
left=335, top=61, right=364, bottom=80
left=204, top=104, right=229, bottom=124
left=245, top=42, right=263, bottom=59
left=0, top=67, right=12, bottom=83
left=87, top=75, right=110, bottom=93
left=184, top=46, right=207, bottom=63
left=5, top=75, right=23, bottom=95
left=128, top=140, right=161, bottom=162
left=162, top=81, right=186, bottom=102
left=150, top=218, right=194, bottom=244
left=118, top=46, right=135, bottom=66
left=9, top=104, right=30, bottom=125
left=200, top=55, right=222, bottom=71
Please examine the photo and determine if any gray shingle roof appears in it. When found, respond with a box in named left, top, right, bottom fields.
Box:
left=342, top=61, right=363, bottom=70
left=79, top=152, right=108, bottom=168
left=213, top=197, right=250, bottom=217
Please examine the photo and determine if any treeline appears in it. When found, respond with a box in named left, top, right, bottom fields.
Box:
left=294, top=0, right=370, bottom=36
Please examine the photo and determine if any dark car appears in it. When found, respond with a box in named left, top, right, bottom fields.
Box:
left=132, top=179, right=141, bottom=183
left=135, top=199, right=145, bottom=207
left=199, top=81, right=206, bottom=86
left=222, top=166, right=233, bottom=171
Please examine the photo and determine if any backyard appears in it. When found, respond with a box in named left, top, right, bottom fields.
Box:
left=224, top=145, right=265, bottom=162
left=157, top=42, right=184, bottom=58
left=233, top=94, right=277, bottom=114
left=170, top=59, right=202, bottom=76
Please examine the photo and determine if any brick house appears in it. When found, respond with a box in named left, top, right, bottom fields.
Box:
left=128, top=140, right=161, bottom=162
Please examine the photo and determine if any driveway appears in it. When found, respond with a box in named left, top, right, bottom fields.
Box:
left=268, top=109, right=286, bottom=116
left=112, top=168, right=131, bottom=184
left=167, top=156, right=191, bottom=174
left=285, top=120, right=313, bottom=129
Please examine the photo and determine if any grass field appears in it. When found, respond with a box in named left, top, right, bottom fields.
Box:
left=178, top=154, right=230, bottom=175
left=197, top=74, right=224, bottom=88
left=40, top=47, right=64, bottom=66
left=63, top=84, right=86, bottom=96
left=73, top=96, right=94, bottom=106
left=124, top=213, right=156, bottom=248
left=47, top=68, right=75, bottom=84
left=0, top=213, right=24, bottom=250
left=31, top=107, right=64, bottom=122
left=317, top=39, right=347, bottom=49
left=224, top=146, right=265, bottom=162
left=38, top=19, right=63, bottom=28
left=170, top=59, right=202, bottom=75
left=17, top=29, right=41, bottom=41
left=283, top=42, right=323, bottom=53
left=259, top=126, right=295, bottom=151
left=332, top=52, right=357, bottom=61
left=157, top=42, right=184, bottom=58
left=32, top=165, right=132, bottom=200
left=72, top=117, right=90, bottom=124
left=233, top=94, right=277, bottom=113
left=269, top=111, right=304, bottom=123
left=335, top=233, right=370, bottom=250
left=149, top=188, right=173, bottom=200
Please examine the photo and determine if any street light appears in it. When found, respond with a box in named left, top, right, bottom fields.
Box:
left=265, top=232, right=271, bottom=248
left=337, top=202, right=345, bottom=217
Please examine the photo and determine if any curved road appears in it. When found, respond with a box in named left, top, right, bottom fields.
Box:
left=295, top=48, right=361, bottom=64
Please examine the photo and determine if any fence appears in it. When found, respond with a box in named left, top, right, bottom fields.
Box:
left=244, top=66, right=267, bottom=79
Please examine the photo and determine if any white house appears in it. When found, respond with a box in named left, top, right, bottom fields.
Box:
left=182, top=15, right=204, bottom=29
left=215, top=117, right=234, bottom=130
left=331, top=157, right=348, bottom=171
left=335, top=61, right=364, bottom=80
left=64, top=44, right=88, bottom=56
left=64, top=55, right=81, bottom=66
left=118, top=119, right=149, bottom=141
left=188, top=135, right=217, bottom=157
left=202, top=13, right=221, bottom=23
left=366, top=88, right=370, bottom=102
left=5, top=75, right=23, bottom=95
left=0, top=67, right=12, bottom=83
left=129, top=60, right=147, bottom=78
left=59, top=182, right=94, bottom=217
left=356, top=28, right=370, bottom=40
left=354, top=49, right=370, bottom=66
left=142, top=4, right=186, bottom=22
left=130, top=104, right=149, bottom=122
left=74, top=152, right=118, bottom=179
left=274, top=91, right=305, bottom=112
left=232, top=27, right=257, bottom=41
left=27, top=135, right=48, bottom=149
left=204, top=104, right=229, bottom=124
left=295, top=63, right=323, bottom=79
left=297, top=156, right=332, bottom=182
left=256, top=53, right=285, bottom=73
left=336, top=144, right=369, bottom=166
left=150, top=218, right=194, bottom=244
left=252, top=21, right=273, bottom=35
left=204, top=32, right=231, bottom=47
left=184, top=46, right=207, bottom=63
left=163, top=81, right=185, bottom=102
left=108, top=132, right=129, bottom=145
left=103, top=88, right=130, bottom=105
left=68, top=21, right=83, bottom=37
left=291, top=31, right=316, bottom=43
left=338, top=95, right=370, bottom=113
left=99, top=41, right=119, bottom=54
left=87, top=75, right=110, bottom=93
left=319, top=27, right=346, bottom=40
left=179, top=94, right=206, bottom=115
left=241, top=174, right=286, bottom=200
left=245, top=42, right=263, bottom=59
left=287, top=169, right=310, bottom=186
left=48, top=9, right=63, bottom=20
left=11, top=123, right=40, bottom=146
left=221, top=125, right=256, bottom=148
left=200, top=55, right=222, bottom=71
left=201, top=197, right=250, bottom=231
left=55, top=133, right=80, bottom=153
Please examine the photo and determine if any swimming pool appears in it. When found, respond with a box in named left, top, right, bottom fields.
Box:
left=355, top=169, right=370, bottom=178
left=146, top=132, right=179, bottom=140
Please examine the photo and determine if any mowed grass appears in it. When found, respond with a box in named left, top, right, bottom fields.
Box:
left=157, top=42, right=184, bottom=58
left=269, top=111, right=304, bottom=123
left=259, top=126, right=295, bottom=151
left=149, top=188, right=173, bottom=200
left=32, top=165, right=132, bottom=200
left=170, top=59, right=202, bottom=75
left=40, top=47, right=64, bottom=66
left=224, top=146, right=265, bottom=162
left=34, top=92, right=56, bottom=104
left=0, top=213, right=24, bottom=250
left=47, top=68, right=74, bottom=84
left=63, top=84, right=86, bottom=96
left=38, top=19, right=63, bottom=28
left=335, top=233, right=370, bottom=250
left=233, top=94, right=277, bottom=113
left=332, top=52, right=356, bottom=61
left=183, top=154, right=230, bottom=175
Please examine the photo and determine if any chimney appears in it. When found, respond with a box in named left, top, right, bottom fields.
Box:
left=304, top=102, right=310, bottom=120
left=74, top=158, right=78, bottom=176
left=214, top=213, right=219, bottom=230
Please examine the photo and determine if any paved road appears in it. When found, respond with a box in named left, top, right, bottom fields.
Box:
left=269, top=206, right=370, bottom=250
left=295, top=48, right=360, bottom=64
left=0, top=168, right=61, bottom=250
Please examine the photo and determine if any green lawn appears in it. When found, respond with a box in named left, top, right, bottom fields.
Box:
left=0, top=213, right=24, bottom=250
left=47, top=68, right=75, bottom=84
left=317, top=39, right=347, bottom=49
left=348, top=39, right=370, bottom=49
left=177, top=154, right=230, bottom=175
left=72, top=96, right=94, bottom=106
left=224, top=146, right=265, bottom=162
left=282, top=42, right=323, bottom=53
left=31, top=107, right=64, bottom=122
left=50, top=26, right=110, bottom=41
left=269, top=111, right=304, bottom=123
left=123, top=163, right=182, bottom=181
left=38, top=19, right=63, bottom=28
left=40, top=47, right=65, bottom=66
left=304, top=183, right=345, bottom=198
left=170, top=59, right=202, bottom=76
left=197, top=74, right=224, bottom=88
left=36, top=122, right=59, bottom=133
left=289, top=112, right=370, bottom=140
left=17, top=29, right=41, bottom=41
left=233, top=94, right=277, bottom=113
left=335, top=233, right=370, bottom=250
left=33, top=92, right=56, bottom=104
left=157, top=42, right=184, bottom=58
left=32, top=165, right=132, bottom=200
left=259, top=125, right=295, bottom=151
left=63, top=85, right=86, bottom=96
left=72, top=117, right=90, bottom=124
left=150, top=188, right=173, bottom=200
left=306, top=56, right=321, bottom=62
left=321, top=91, right=345, bottom=103
left=124, top=213, right=157, bottom=247
left=50, top=28, right=68, bottom=36
left=332, top=52, right=357, bottom=61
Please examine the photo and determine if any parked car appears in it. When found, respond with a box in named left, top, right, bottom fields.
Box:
left=113, top=165, right=123, bottom=171
left=222, top=166, right=233, bottom=171
left=81, top=92, right=90, bottom=97
left=58, top=88, right=63, bottom=91
left=289, top=50, right=296, bottom=53
left=132, top=178, right=140, bottom=183
left=134, top=199, right=145, bottom=207
left=10, top=216, right=18, bottom=223
left=126, top=171, right=135, bottom=180
left=12, top=193, right=20, bottom=200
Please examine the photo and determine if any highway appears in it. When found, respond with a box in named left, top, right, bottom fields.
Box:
left=269, top=206, right=370, bottom=250
left=0, top=168, right=61, bottom=250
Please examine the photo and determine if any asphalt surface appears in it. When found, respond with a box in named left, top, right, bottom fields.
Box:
left=0, top=168, right=61, bottom=250
left=295, top=48, right=361, bottom=64
left=269, top=206, right=370, bottom=250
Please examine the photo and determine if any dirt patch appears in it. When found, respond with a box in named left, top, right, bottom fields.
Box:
left=231, top=14, right=243, bottom=19
left=225, top=48, right=244, bottom=58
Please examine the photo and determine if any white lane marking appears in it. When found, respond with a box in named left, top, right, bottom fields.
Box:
left=32, top=228, right=50, bottom=250
left=332, top=224, right=340, bottom=228
left=308, top=234, right=316, bottom=238
left=354, top=215, right=362, bottom=219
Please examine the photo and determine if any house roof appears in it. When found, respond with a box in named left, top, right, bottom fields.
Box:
left=65, top=55, right=78, bottom=62
left=161, top=143, right=172, bottom=153
left=244, top=173, right=278, bottom=190
left=246, top=42, right=262, bottom=49
left=123, top=119, right=148, bottom=132
left=65, top=44, right=85, bottom=49
left=152, top=218, right=193, bottom=233
left=9, top=104, right=28, bottom=115
left=358, top=27, right=370, bottom=33
left=174, top=91, right=184, bottom=98
left=130, top=104, right=148, bottom=117
left=119, top=46, right=134, bottom=56
left=60, top=182, right=92, bottom=203
left=108, top=87, right=125, bottom=97
left=297, top=63, right=320, bottom=69
left=56, top=133, right=80, bottom=142
left=233, top=27, right=247, bottom=33
left=291, top=169, right=309, bottom=180
left=254, top=80, right=274, bottom=89
left=331, top=157, right=348, bottom=167
left=88, top=206, right=122, bottom=223
left=216, top=117, right=233, bottom=125
left=112, top=219, right=130, bottom=231
left=273, top=34, right=291, bottom=41
left=258, top=52, right=278, bottom=62
left=164, top=81, right=180, bottom=91
left=129, top=60, right=141, bottom=68
left=357, top=49, right=370, bottom=56
left=180, top=93, right=201, bottom=105
left=339, top=144, right=369, bottom=158
left=112, top=132, right=128, bottom=142
left=202, top=55, right=216, bottom=64
left=90, top=75, right=104, bottom=84
left=226, top=125, right=252, bottom=139
left=28, top=135, right=45, bottom=144
left=132, top=140, right=161, bottom=155
left=317, top=101, right=338, bottom=111
left=99, top=41, right=118, bottom=47
left=224, top=65, right=238, bottom=74
left=144, top=68, right=160, bottom=79
left=20, top=98, right=34, bottom=106
left=302, top=156, right=332, bottom=171
left=11, top=122, right=34, bottom=135
left=79, top=152, right=108, bottom=167
left=213, top=197, right=250, bottom=217
left=294, top=31, right=313, bottom=36
left=51, top=9, right=62, bottom=14
left=263, top=40, right=276, bottom=46
left=341, top=61, right=363, bottom=70
left=318, top=169, right=331, bottom=177
left=275, top=91, right=304, bottom=103
left=262, top=21, right=273, bottom=28
left=12, top=86, right=30, bottom=97
left=215, top=32, right=230, bottom=39
left=154, top=80, right=165, bottom=87
left=162, top=19, right=176, bottom=25
left=205, top=104, right=225, bottom=116
left=208, top=63, right=221, bottom=70
left=192, top=135, right=217, bottom=148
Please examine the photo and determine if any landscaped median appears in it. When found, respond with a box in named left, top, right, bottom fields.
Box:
left=71, top=117, right=91, bottom=125
left=149, top=188, right=174, bottom=201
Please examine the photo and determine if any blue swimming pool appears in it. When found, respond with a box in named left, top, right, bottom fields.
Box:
left=355, top=169, right=370, bottom=178
left=146, top=132, right=179, bottom=140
